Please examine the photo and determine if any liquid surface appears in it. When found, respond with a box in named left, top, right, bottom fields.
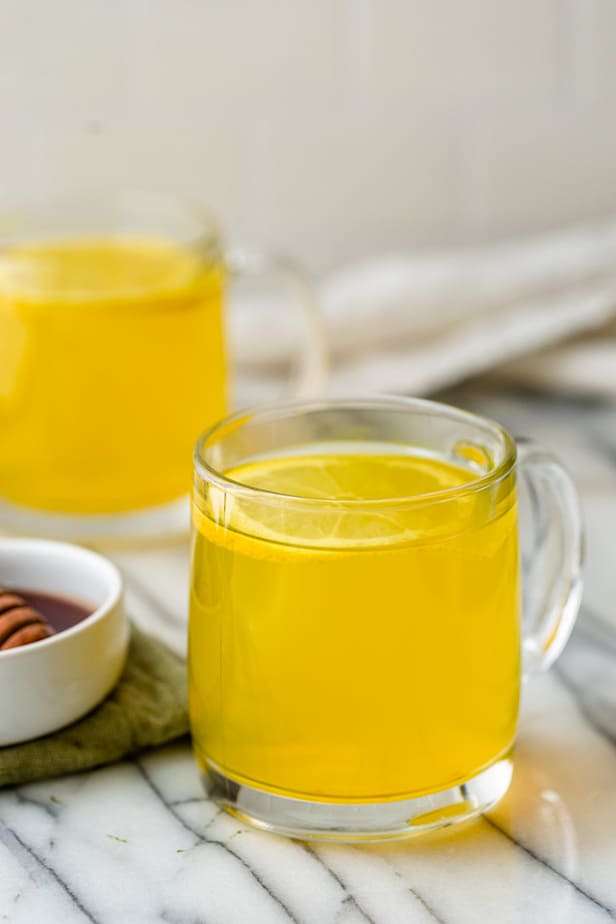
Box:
left=12, top=588, right=92, bottom=631
left=189, top=449, right=521, bottom=802
left=227, top=449, right=475, bottom=498
left=0, top=236, right=226, bottom=513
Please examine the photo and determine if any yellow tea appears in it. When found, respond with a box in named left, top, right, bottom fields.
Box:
left=0, top=236, right=225, bottom=513
left=189, top=447, right=520, bottom=802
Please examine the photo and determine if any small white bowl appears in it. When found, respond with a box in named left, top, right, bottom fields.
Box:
left=0, top=538, right=127, bottom=746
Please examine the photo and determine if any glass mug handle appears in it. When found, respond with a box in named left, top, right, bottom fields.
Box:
left=517, top=437, right=584, bottom=677
left=225, top=248, right=328, bottom=397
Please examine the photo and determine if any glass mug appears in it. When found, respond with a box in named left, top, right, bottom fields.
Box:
left=0, top=192, right=325, bottom=540
left=188, top=397, right=583, bottom=841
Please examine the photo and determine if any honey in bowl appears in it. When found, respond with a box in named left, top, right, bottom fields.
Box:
left=0, top=587, right=93, bottom=650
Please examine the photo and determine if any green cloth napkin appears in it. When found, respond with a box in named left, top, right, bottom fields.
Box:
left=0, top=625, right=189, bottom=788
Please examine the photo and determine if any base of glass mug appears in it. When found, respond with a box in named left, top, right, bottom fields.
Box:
left=0, top=494, right=189, bottom=545
left=201, top=752, right=514, bottom=843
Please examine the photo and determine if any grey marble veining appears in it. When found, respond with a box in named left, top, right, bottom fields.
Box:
left=1, top=388, right=616, bottom=924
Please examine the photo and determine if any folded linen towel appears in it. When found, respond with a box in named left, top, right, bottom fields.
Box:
left=230, top=219, right=616, bottom=400
left=0, top=625, right=188, bottom=788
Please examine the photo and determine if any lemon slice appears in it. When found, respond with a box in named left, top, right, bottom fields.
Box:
left=1, top=236, right=212, bottom=302
left=194, top=449, right=482, bottom=558
left=227, top=450, right=473, bottom=500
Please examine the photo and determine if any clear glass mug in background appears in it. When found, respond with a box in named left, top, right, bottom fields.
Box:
left=188, top=397, right=583, bottom=842
left=0, top=192, right=326, bottom=540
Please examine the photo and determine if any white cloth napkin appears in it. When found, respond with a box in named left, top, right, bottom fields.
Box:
left=230, top=220, right=616, bottom=401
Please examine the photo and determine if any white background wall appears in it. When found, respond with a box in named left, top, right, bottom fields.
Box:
left=1, top=0, right=615, bottom=272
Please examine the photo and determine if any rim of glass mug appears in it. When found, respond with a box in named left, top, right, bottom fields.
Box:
left=0, top=189, right=224, bottom=279
left=193, top=395, right=518, bottom=507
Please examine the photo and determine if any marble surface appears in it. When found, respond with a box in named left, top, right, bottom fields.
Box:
left=1, top=388, right=616, bottom=924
